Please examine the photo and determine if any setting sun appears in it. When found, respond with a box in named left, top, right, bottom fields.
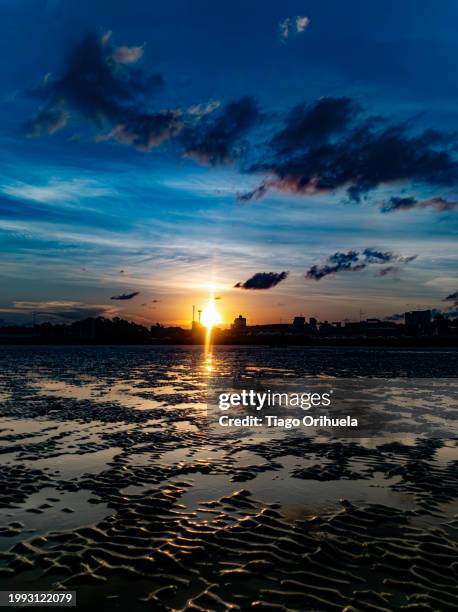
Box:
left=201, top=300, right=222, bottom=329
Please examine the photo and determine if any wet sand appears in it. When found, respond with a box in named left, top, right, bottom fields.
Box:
left=0, top=346, right=457, bottom=610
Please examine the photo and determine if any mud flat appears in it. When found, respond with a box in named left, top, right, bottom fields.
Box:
left=0, top=346, right=457, bottom=610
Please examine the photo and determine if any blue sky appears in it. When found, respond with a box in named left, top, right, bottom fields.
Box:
left=0, top=0, right=457, bottom=326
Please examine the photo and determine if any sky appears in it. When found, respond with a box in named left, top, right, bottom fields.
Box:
left=0, top=0, right=457, bottom=327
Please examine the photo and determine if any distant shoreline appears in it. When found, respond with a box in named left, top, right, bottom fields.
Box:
left=1, top=338, right=457, bottom=348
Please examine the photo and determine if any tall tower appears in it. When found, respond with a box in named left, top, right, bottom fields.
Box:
left=192, top=305, right=204, bottom=333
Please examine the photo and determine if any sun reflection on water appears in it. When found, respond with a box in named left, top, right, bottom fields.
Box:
left=203, top=350, right=214, bottom=374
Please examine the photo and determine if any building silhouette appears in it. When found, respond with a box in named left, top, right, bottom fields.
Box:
left=405, top=310, right=431, bottom=327
left=232, top=314, right=247, bottom=331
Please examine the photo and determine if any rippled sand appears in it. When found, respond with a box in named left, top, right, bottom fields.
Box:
left=0, top=346, right=457, bottom=610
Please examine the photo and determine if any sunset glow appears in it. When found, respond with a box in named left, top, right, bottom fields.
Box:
left=0, top=2, right=456, bottom=329
left=201, top=299, right=222, bottom=330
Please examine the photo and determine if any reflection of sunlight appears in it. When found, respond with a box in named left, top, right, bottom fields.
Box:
left=203, top=286, right=221, bottom=353
left=204, top=352, right=213, bottom=374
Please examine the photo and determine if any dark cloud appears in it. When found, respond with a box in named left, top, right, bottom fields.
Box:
left=234, top=271, right=289, bottom=290
left=110, top=291, right=139, bottom=300
left=444, top=291, right=458, bottom=304
left=181, top=97, right=260, bottom=164
left=26, top=32, right=180, bottom=150
left=362, top=248, right=393, bottom=263
left=25, top=38, right=458, bottom=204
left=241, top=96, right=458, bottom=202
left=26, top=107, right=69, bottom=136
left=399, top=255, right=418, bottom=264
left=306, top=251, right=365, bottom=280
left=306, top=249, right=416, bottom=281
left=378, top=266, right=398, bottom=277
left=272, top=97, right=359, bottom=154
left=381, top=196, right=458, bottom=213
left=237, top=183, right=269, bottom=202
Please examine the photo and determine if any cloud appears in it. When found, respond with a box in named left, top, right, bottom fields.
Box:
left=24, top=37, right=458, bottom=208
left=280, top=15, right=310, bottom=39
left=272, top=97, right=359, bottom=154
left=95, top=110, right=181, bottom=151
left=1, top=178, right=113, bottom=204
left=424, top=276, right=458, bottom=289
left=398, top=255, right=418, bottom=264
left=26, top=107, right=69, bottom=136
left=306, top=251, right=365, bottom=280
left=26, top=34, right=257, bottom=156
left=362, top=248, right=393, bottom=263
left=296, top=16, right=310, bottom=33
left=36, top=307, right=111, bottom=320
left=306, top=249, right=417, bottom=280
left=241, top=96, right=458, bottom=202
left=234, top=271, right=289, bottom=289
left=26, top=32, right=180, bottom=151
left=181, top=97, right=260, bottom=165
left=381, top=195, right=458, bottom=213
left=110, top=291, right=139, bottom=300
left=237, top=183, right=269, bottom=202
left=13, top=300, right=80, bottom=310
left=0, top=300, right=117, bottom=323
left=377, top=266, right=399, bottom=277
left=112, top=45, right=144, bottom=65
left=444, top=290, right=458, bottom=304
left=186, top=100, right=220, bottom=117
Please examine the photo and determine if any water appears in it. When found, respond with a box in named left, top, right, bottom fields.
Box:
left=0, top=346, right=457, bottom=609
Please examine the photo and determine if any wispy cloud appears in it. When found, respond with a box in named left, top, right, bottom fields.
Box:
left=280, top=15, right=310, bottom=39
left=381, top=196, right=458, bottom=213
left=0, top=300, right=118, bottom=323
left=13, top=300, right=81, bottom=310
left=112, top=44, right=144, bottom=65
left=1, top=178, right=114, bottom=205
